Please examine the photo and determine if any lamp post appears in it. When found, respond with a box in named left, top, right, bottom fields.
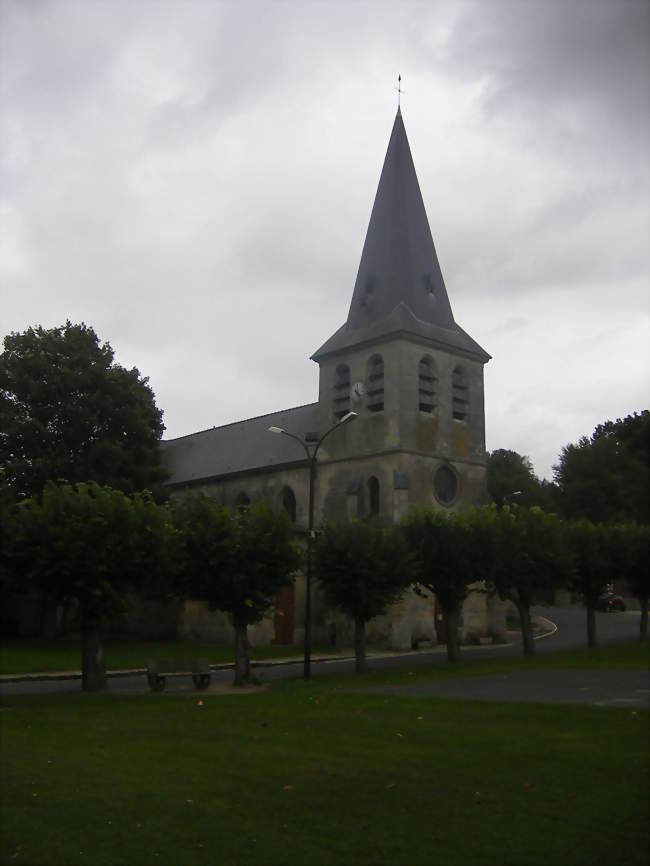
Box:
left=268, top=411, right=357, bottom=679
left=503, top=490, right=523, bottom=506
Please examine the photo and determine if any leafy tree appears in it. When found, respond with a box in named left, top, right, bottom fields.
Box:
left=3, top=481, right=175, bottom=690
left=174, top=497, right=301, bottom=686
left=485, top=506, right=572, bottom=656
left=554, top=411, right=649, bottom=523
left=0, top=322, right=167, bottom=499
left=313, top=521, right=414, bottom=672
left=566, top=520, right=612, bottom=648
left=612, top=523, right=649, bottom=641
left=402, top=509, right=475, bottom=662
left=486, top=449, right=556, bottom=510
left=0, top=488, right=17, bottom=595
left=171, top=495, right=232, bottom=608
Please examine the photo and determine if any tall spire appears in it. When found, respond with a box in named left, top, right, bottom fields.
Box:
left=347, top=109, right=455, bottom=332
left=312, top=110, right=489, bottom=363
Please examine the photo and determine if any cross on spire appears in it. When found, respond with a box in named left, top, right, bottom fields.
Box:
left=395, top=74, right=404, bottom=108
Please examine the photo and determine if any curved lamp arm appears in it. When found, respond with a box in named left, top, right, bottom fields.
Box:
left=268, top=426, right=310, bottom=460
left=312, top=411, right=357, bottom=458
left=268, top=411, right=357, bottom=458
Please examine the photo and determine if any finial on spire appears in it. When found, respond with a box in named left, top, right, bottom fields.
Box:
left=395, top=74, right=404, bottom=109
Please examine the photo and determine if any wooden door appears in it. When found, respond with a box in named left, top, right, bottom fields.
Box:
left=273, top=584, right=295, bottom=645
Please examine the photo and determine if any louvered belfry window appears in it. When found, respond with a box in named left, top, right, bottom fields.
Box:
left=418, top=356, right=437, bottom=413
left=366, top=354, right=384, bottom=412
left=452, top=366, right=469, bottom=421
left=333, top=364, right=351, bottom=419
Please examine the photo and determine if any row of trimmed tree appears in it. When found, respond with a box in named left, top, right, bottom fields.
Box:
left=325, top=506, right=648, bottom=670
left=1, top=484, right=300, bottom=690
left=1, top=483, right=648, bottom=689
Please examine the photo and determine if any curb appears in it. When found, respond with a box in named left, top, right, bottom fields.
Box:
left=534, top=616, right=559, bottom=640
left=0, top=656, right=350, bottom=684
left=0, top=637, right=518, bottom=684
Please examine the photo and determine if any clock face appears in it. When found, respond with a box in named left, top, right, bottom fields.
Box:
left=352, top=381, right=365, bottom=400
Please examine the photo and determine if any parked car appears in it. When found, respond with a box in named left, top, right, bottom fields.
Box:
left=595, top=591, right=626, bottom=612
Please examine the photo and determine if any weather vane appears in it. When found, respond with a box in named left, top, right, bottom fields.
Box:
left=395, top=74, right=404, bottom=108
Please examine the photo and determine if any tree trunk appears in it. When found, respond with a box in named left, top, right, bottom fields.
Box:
left=443, top=607, right=460, bottom=663
left=516, top=601, right=535, bottom=657
left=586, top=604, right=597, bottom=648
left=233, top=622, right=250, bottom=686
left=81, top=623, right=107, bottom=691
left=640, top=598, right=648, bottom=641
left=354, top=618, right=368, bottom=673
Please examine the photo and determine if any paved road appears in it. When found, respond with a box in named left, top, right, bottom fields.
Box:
left=0, top=605, right=643, bottom=697
left=357, top=668, right=650, bottom=707
left=532, top=606, right=641, bottom=653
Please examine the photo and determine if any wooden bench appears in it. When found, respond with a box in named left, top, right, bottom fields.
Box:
left=146, top=658, right=211, bottom=692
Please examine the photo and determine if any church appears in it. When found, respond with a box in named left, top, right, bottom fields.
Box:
left=162, top=108, right=498, bottom=649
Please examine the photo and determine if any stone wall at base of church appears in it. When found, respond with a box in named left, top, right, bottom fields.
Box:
left=108, top=593, right=183, bottom=639
left=460, top=582, right=489, bottom=644
left=178, top=600, right=275, bottom=646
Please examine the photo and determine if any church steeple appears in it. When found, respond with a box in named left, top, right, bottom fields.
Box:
left=312, top=110, right=489, bottom=363
left=347, top=108, right=455, bottom=331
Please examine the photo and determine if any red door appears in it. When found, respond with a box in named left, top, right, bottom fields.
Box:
left=273, top=585, right=295, bottom=645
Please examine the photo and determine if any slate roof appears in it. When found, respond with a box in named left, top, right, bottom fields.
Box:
left=312, top=109, right=490, bottom=363
left=161, top=403, right=319, bottom=487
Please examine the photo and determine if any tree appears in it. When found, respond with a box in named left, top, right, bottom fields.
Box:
left=3, top=481, right=175, bottom=690
left=485, top=506, right=572, bottom=656
left=486, top=449, right=556, bottom=510
left=0, top=322, right=166, bottom=499
left=554, top=411, right=649, bottom=523
left=0, top=488, right=17, bottom=596
left=313, top=521, right=414, bottom=672
left=403, top=509, right=475, bottom=663
left=612, top=523, right=649, bottom=641
left=174, top=497, right=301, bottom=686
left=566, top=520, right=612, bottom=648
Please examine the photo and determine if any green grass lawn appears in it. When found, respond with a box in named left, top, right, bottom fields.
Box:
left=0, top=639, right=340, bottom=675
left=1, top=643, right=648, bottom=866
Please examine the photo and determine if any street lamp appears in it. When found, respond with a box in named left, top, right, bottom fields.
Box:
left=503, top=490, right=523, bottom=506
left=268, top=411, right=357, bottom=679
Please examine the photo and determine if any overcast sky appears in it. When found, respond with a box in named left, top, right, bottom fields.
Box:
left=1, top=0, right=648, bottom=480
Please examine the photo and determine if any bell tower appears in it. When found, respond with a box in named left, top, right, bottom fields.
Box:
left=311, top=109, right=490, bottom=520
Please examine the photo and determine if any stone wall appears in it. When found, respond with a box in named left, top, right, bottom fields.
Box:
left=178, top=601, right=275, bottom=645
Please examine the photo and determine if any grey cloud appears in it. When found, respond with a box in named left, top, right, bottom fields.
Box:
left=1, top=0, right=647, bottom=480
left=449, top=0, right=649, bottom=132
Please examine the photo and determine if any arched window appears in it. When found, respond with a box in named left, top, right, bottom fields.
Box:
left=366, top=354, right=384, bottom=412
left=452, top=366, right=469, bottom=421
left=235, top=491, right=250, bottom=511
left=367, top=476, right=380, bottom=517
left=418, top=356, right=437, bottom=413
left=333, top=364, right=351, bottom=420
left=281, top=486, right=296, bottom=524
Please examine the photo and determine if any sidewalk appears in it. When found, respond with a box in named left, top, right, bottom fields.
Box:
left=0, top=634, right=525, bottom=684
